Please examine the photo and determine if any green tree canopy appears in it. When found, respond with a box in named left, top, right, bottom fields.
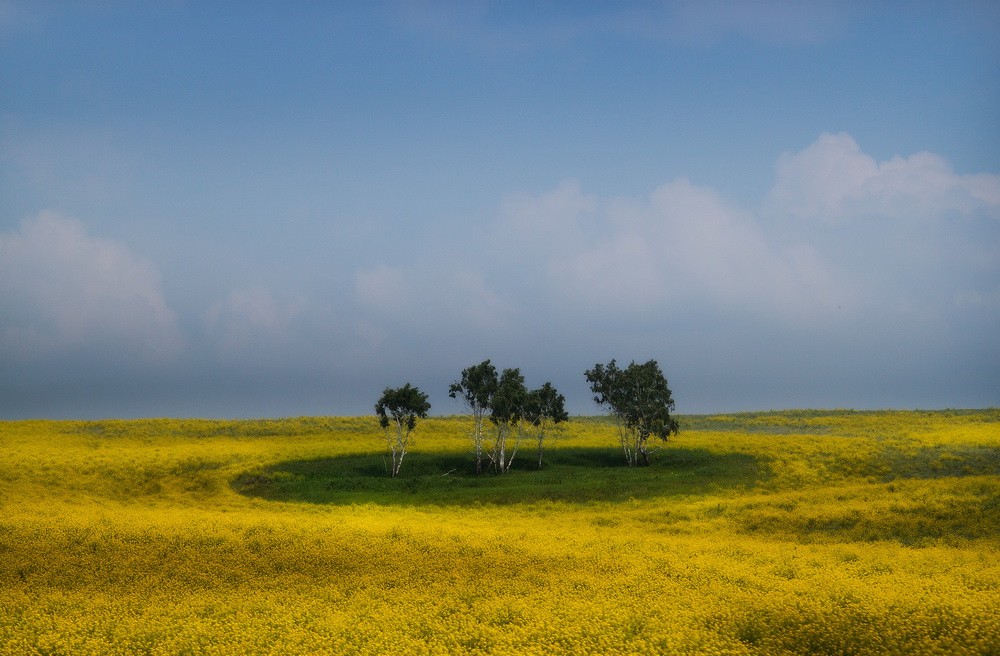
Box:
left=525, top=382, right=569, bottom=468
left=448, top=360, right=498, bottom=475
left=585, top=359, right=678, bottom=466
left=374, top=383, right=431, bottom=477
left=488, top=368, right=528, bottom=474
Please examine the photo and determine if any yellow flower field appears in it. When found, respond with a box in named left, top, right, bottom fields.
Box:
left=1, top=410, right=998, bottom=654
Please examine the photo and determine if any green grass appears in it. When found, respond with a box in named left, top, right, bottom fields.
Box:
left=234, top=446, right=767, bottom=507
left=230, top=410, right=1000, bottom=508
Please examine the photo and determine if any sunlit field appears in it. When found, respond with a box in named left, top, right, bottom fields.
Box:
left=1, top=410, right=998, bottom=654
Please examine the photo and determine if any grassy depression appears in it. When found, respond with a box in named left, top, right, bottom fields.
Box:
left=234, top=446, right=767, bottom=506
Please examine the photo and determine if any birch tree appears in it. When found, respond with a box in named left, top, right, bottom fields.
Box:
left=584, top=359, right=679, bottom=466
left=374, top=383, right=431, bottom=477
left=487, top=367, right=527, bottom=474
left=525, top=382, right=569, bottom=468
left=448, top=359, right=497, bottom=475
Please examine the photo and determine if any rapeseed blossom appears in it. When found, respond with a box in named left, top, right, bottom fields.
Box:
left=0, top=411, right=997, bottom=654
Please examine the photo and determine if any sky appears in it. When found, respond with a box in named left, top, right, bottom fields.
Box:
left=1, top=1, right=998, bottom=419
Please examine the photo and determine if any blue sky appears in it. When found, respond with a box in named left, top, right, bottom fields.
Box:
left=1, top=1, right=998, bottom=418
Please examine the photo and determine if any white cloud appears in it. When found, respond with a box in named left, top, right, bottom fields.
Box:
left=0, top=212, right=182, bottom=361
left=760, top=133, right=1000, bottom=324
left=767, top=132, right=1000, bottom=221
left=355, top=263, right=519, bottom=336
left=354, top=265, right=411, bottom=316
left=499, top=179, right=597, bottom=249
left=204, top=286, right=308, bottom=357
left=493, top=134, right=999, bottom=336
left=502, top=177, right=851, bottom=323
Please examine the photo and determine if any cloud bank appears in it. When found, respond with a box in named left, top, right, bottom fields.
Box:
left=769, top=132, right=1000, bottom=221
left=349, top=132, right=999, bottom=412
left=2, top=133, right=997, bottom=417
left=0, top=212, right=182, bottom=363
left=500, top=177, right=849, bottom=323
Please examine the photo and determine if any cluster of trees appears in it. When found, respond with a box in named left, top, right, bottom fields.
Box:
left=447, top=360, right=569, bottom=475
left=374, top=358, right=677, bottom=477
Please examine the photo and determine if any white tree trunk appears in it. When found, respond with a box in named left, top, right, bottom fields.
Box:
left=472, top=408, right=487, bottom=475
left=387, top=417, right=410, bottom=477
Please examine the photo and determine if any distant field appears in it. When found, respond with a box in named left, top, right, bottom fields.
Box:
left=1, top=410, right=998, bottom=654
